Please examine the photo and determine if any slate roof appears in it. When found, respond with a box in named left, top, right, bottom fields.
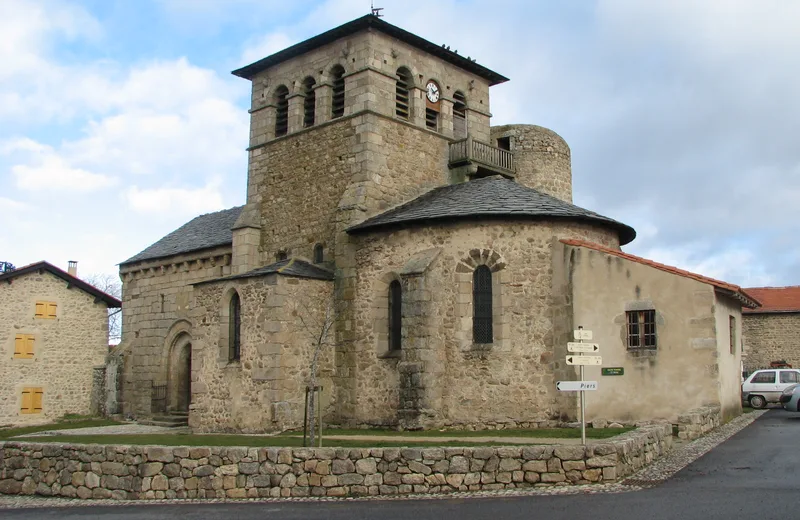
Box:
left=121, top=206, right=244, bottom=266
left=232, top=15, right=509, bottom=86
left=347, top=176, right=637, bottom=245
left=742, top=286, right=800, bottom=314
left=561, top=239, right=761, bottom=309
left=0, top=261, right=122, bottom=308
left=195, top=258, right=334, bottom=286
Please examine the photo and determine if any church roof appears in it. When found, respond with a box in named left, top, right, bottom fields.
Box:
left=0, top=261, right=121, bottom=308
left=231, top=15, right=509, bottom=86
left=347, top=176, right=637, bottom=245
left=195, top=258, right=334, bottom=285
left=742, top=286, right=800, bottom=314
left=121, top=206, right=244, bottom=266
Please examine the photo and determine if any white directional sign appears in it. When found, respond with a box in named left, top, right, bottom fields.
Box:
left=567, top=342, right=600, bottom=353
left=557, top=381, right=598, bottom=392
left=573, top=329, right=593, bottom=340
left=566, top=355, right=602, bottom=366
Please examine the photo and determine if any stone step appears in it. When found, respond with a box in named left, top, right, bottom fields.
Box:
left=140, top=415, right=189, bottom=428
left=139, top=419, right=189, bottom=428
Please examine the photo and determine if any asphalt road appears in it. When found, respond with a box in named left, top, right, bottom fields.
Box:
left=4, top=410, right=799, bottom=520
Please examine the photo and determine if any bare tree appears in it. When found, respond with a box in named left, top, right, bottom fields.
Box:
left=84, top=273, right=123, bottom=344
left=294, top=297, right=336, bottom=447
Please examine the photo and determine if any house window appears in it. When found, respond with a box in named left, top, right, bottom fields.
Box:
left=330, top=65, right=345, bottom=119
left=276, top=250, right=288, bottom=262
left=453, top=91, right=467, bottom=139
left=395, top=67, right=412, bottom=120
left=729, top=315, right=736, bottom=354
left=21, top=387, right=43, bottom=414
left=313, top=244, right=324, bottom=264
left=14, top=334, right=35, bottom=359
left=228, top=292, right=241, bottom=362
left=302, top=77, right=316, bottom=128
left=274, top=85, right=289, bottom=137
left=496, top=136, right=511, bottom=151
left=473, top=265, right=493, bottom=343
left=626, top=310, right=656, bottom=349
left=425, top=108, right=438, bottom=131
left=388, top=280, right=402, bottom=351
left=34, top=301, right=57, bottom=319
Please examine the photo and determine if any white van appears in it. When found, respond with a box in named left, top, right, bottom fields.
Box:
left=742, top=369, right=800, bottom=408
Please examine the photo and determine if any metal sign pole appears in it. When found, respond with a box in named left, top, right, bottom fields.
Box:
left=578, top=326, right=586, bottom=446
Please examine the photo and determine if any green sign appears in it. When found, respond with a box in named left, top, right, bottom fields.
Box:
left=601, top=367, right=624, bottom=376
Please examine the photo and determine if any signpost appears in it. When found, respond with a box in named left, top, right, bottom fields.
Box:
left=555, top=381, right=598, bottom=391
left=567, top=342, right=599, bottom=353
left=558, top=326, right=602, bottom=445
left=601, top=367, right=624, bottom=376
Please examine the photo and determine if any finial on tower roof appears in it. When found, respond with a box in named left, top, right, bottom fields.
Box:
left=370, top=1, right=384, bottom=17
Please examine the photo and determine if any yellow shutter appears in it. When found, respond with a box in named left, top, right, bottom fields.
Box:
left=35, top=302, right=45, bottom=318
left=20, top=389, right=32, bottom=414
left=46, top=302, right=57, bottom=319
left=31, top=389, right=43, bottom=413
left=24, top=335, right=35, bottom=358
left=14, top=334, right=34, bottom=359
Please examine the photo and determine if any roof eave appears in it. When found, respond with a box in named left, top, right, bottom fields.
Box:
left=231, top=15, right=509, bottom=86
left=0, top=262, right=121, bottom=308
left=119, top=242, right=233, bottom=268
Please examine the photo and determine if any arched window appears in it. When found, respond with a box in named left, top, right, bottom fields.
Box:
left=453, top=91, right=467, bottom=139
left=313, top=244, right=324, bottom=263
left=302, top=77, right=316, bottom=128
left=473, top=266, right=493, bottom=343
left=388, top=280, right=402, bottom=351
left=274, top=85, right=289, bottom=137
left=228, top=292, right=241, bottom=361
left=330, top=65, right=345, bottom=119
left=395, top=67, right=412, bottom=120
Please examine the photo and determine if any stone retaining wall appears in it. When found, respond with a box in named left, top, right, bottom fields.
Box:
left=0, top=424, right=671, bottom=500
left=676, top=405, right=721, bottom=440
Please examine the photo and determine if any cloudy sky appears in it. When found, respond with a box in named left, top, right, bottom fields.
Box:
left=1, top=0, right=797, bottom=288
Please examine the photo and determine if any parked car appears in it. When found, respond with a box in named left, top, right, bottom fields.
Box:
left=741, top=369, right=800, bottom=409
left=780, top=384, right=800, bottom=412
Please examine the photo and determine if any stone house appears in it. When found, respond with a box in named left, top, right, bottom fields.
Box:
left=117, top=15, right=758, bottom=432
left=742, top=286, right=800, bottom=372
left=0, top=261, right=121, bottom=425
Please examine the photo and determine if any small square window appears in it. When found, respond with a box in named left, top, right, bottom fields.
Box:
left=626, top=310, right=656, bottom=349
left=14, top=334, right=35, bottom=359
left=35, top=301, right=57, bottom=319
left=21, top=387, right=43, bottom=414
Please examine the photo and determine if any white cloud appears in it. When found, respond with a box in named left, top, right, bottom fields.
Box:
left=125, top=183, right=226, bottom=216
left=13, top=156, right=116, bottom=192
left=240, top=33, right=296, bottom=67
left=0, top=196, right=28, bottom=212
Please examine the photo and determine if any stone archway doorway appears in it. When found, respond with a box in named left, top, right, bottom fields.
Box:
left=167, top=334, right=192, bottom=413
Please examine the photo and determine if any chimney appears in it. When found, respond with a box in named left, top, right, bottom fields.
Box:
left=67, top=260, right=78, bottom=277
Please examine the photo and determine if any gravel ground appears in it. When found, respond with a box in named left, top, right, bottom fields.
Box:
left=0, top=410, right=766, bottom=509
left=21, top=424, right=186, bottom=437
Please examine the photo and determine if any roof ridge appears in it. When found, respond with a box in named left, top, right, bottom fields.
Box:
left=0, top=261, right=121, bottom=307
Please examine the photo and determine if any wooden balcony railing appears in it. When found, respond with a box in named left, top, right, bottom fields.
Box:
left=449, top=136, right=515, bottom=175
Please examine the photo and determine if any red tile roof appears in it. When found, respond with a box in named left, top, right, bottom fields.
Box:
left=560, top=239, right=760, bottom=308
left=741, top=286, right=800, bottom=314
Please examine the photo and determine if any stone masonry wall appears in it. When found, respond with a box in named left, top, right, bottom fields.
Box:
left=341, top=220, right=621, bottom=428
left=676, top=405, right=721, bottom=441
left=742, top=313, right=800, bottom=371
left=0, top=271, right=110, bottom=425
left=0, top=424, right=671, bottom=500
left=190, top=274, right=334, bottom=433
left=118, top=245, right=234, bottom=418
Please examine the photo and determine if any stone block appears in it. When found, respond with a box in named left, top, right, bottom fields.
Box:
left=140, top=463, right=163, bottom=477
left=541, top=472, right=566, bottom=483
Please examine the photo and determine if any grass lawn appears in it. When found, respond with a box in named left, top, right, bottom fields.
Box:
left=282, top=427, right=633, bottom=440
left=0, top=418, right=121, bottom=441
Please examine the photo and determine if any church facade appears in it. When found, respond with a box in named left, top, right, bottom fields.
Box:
left=117, top=15, right=757, bottom=432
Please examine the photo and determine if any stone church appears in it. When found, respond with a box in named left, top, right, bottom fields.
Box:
left=117, top=15, right=757, bottom=432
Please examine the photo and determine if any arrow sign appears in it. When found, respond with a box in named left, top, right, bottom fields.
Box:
left=557, top=381, right=598, bottom=391
left=573, top=329, right=592, bottom=340
left=567, top=342, right=599, bottom=353
left=566, top=355, right=602, bottom=366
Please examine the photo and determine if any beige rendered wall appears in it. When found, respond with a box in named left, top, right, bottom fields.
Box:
left=565, top=245, right=722, bottom=423
left=0, top=271, right=109, bottom=425
left=340, top=220, right=621, bottom=428
left=118, top=246, right=233, bottom=417
left=190, top=275, right=334, bottom=433
left=713, top=294, right=744, bottom=421
left=742, top=313, right=800, bottom=371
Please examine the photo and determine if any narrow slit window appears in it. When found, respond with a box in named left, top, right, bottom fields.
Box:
left=395, top=67, right=412, bottom=120
left=330, top=65, right=345, bottom=119
left=302, top=77, right=316, bottom=128
left=453, top=91, right=467, bottom=139
left=729, top=315, right=736, bottom=354
left=313, top=244, right=324, bottom=264
left=425, top=108, right=438, bottom=130
left=274, top=85, right=289, bottom=137
left=388, top=280, right=402, bottom=351
left=229, top=292, right=241, bottom=362
left=473, top=266, right=493, bottom=343
left=626, top=310, right=657, bottom=349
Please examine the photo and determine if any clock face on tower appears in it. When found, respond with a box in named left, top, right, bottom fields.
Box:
left=426, top=81, right=440, bottom=103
